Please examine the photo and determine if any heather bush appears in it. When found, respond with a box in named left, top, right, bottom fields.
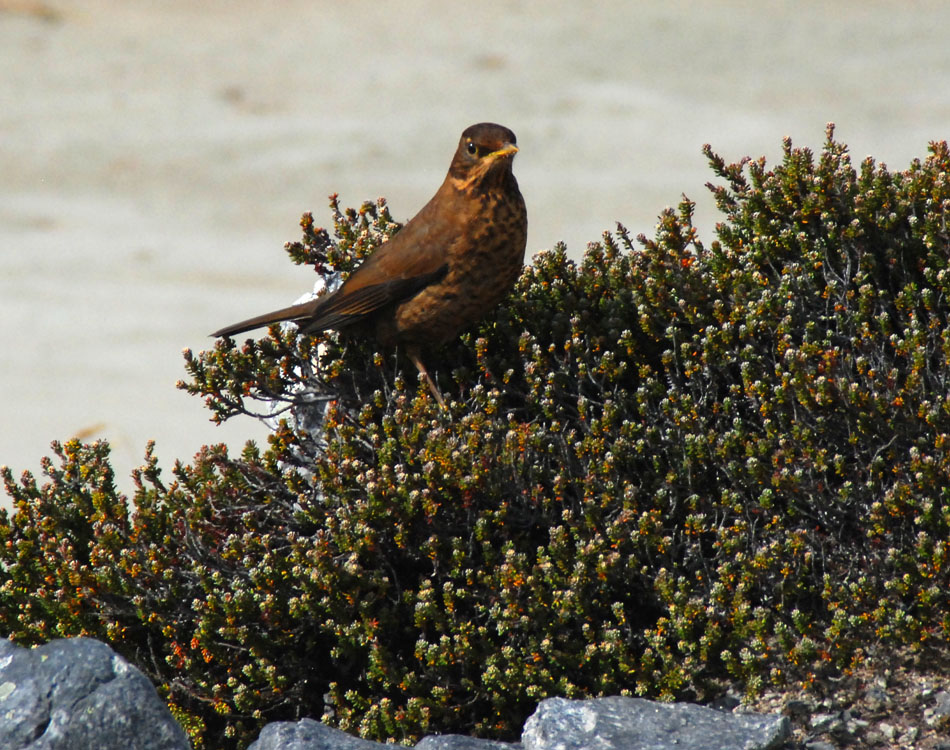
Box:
left=2, top=126, right=948, bottom=748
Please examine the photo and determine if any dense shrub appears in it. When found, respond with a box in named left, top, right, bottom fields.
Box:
left=2, top=126, right=949, bottom=748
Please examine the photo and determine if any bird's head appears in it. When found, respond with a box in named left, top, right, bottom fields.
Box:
left=448, top=122, right=519, bottom=188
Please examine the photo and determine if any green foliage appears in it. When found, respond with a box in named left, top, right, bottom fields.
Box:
left=3, top=127, right=949, bottom=748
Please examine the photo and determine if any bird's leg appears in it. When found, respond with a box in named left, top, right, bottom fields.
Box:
left=407, top=347, right=446, bottom=410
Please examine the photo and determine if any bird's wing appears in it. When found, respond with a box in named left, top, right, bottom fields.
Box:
left=300, top=264, right=447, bottom=332
left=300, top=188, right=458, bottom=332
left=212, top=181, right=460, bottom=338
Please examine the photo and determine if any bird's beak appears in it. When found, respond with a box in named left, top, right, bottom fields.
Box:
left=489, top=143, right=519, bottom=160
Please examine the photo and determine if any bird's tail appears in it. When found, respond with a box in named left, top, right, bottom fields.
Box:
left=211, top=298, right=321, bottom=338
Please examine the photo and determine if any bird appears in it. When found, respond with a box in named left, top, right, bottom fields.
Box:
left=211, top=122, right=528, bottom=408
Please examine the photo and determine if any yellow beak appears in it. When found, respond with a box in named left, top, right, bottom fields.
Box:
left=489, top=143, right=519, bottom=159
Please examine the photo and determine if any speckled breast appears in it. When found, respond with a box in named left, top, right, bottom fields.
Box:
left=391, top=182, right=527, bottom=347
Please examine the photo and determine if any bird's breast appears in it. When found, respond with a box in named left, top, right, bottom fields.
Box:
left=386, top=185, right=527, bottom=347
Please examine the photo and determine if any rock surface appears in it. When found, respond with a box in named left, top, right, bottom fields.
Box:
left=0, top=637, right=190, bottom=750
left=415, top=735, right=521, bottom=749
left=1, top=637, right=799, bottom=750
left=249, top=721, right=525, bottom=750
left=257, top=695, right=787, bottom=750
left=521, top=696, right=790, bottom=750
left=248, top=717, right=385, bottom=750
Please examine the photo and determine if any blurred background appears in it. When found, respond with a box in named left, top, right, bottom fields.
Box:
left=2, top=0, right=949, bottom=499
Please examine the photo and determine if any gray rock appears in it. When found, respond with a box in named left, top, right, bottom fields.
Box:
left=845, top=716, right=869, bottom=733
left=877, top=721, right=897, bottom=740
left=807, top=711, right=839, bottom=732
left=248, top=717, right=387, bottom=750
left=898, top=726, right=919, bottom=744
left=521, top=696, right=790, bottom=750
left=0, top=637, right=190, bottom=750
left=863, top=685, right=890, bottom=711
left=415, top=735, right=521, bottom=749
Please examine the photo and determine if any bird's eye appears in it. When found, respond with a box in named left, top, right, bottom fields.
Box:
left=466, top=141, right=478, bottom=156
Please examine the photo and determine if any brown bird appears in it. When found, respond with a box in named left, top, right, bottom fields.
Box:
left=212, top=122, right=528, bottom=408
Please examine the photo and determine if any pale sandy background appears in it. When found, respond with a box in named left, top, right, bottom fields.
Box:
left=2, top=0, right=949, bottom=499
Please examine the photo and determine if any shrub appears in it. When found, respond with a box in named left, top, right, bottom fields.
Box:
left=2, top=126, right=949, bottom=748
